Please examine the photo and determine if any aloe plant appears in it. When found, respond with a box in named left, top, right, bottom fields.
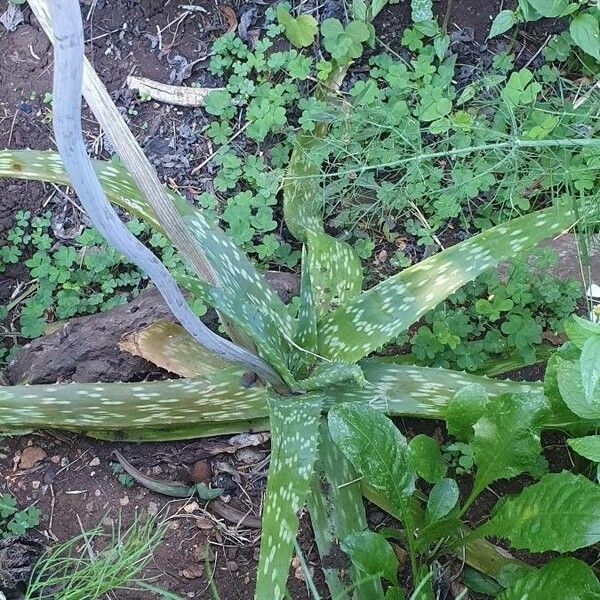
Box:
left=0, top=0, right=597, bottom=597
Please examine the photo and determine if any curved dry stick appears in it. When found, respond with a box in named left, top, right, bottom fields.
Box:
left=48, top=0, right=283, bottom=387
left=30, top=0, right=216, bottom=286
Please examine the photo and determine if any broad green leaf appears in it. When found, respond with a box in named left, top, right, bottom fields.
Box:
left=341, top=531, right=398, bottom=585
left=471, top=393, right=545, bottom=496
left=318, top=205, right=577, bottom=362
left=446, top=384, right=489, bottom=442
left=307, top=421, right=383, bottom=599
left=426, top=478, right=459, bottom=523
left=556, top=356, right=600, bottom=419
left=255, top=395, right=322, bottom=600
left=526, top=0, right=570, bottom=17
left=568, top=435, right=600, bottom=462
left=570, top=13, right=600, bottom=61
left=565, top=315, right=600, bottom=349
left=479, top=471, right=600, bottom=552
left=118, top=320, right=228, bottom=378
left=276, top=6, right=318, bottom=48
left=411, top=0, right=433, bottom=22
left=542, top=342, right=593, bottom=431
left=408, top=434, right=447, bottom=483
left=384, top=587, right=404, bottom=600
left=581, top=336, right=600, bottom=401
left=328, top=403, right=416, bottom=516
left=498, top=558, right=600, bottom=600
left=0, top=150, right=296, bottom=385
left=488, top=10, right=517, bottom=38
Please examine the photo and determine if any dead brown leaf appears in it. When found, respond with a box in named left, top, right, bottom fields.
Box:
left=219, top=5, right=238, bottom=33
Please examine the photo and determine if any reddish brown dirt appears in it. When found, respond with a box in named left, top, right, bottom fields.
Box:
left=0, top=0, right=579, bottom=598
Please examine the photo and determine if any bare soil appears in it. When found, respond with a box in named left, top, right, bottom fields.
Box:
left=0, top=1, right=582, bottom=599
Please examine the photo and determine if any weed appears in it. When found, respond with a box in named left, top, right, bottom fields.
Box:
left=0, top=493, right=41, bottom=537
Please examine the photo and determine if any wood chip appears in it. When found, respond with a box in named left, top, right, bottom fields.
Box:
left=126, top=76, right=222, bottom=107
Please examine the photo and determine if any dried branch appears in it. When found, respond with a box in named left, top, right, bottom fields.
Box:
left=47, top=0, right=284, bottom=387
left=30, top=0, right=216, bottom=285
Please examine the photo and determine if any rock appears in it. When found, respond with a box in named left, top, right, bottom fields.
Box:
left=6, top=288, right=175, bottom=385
left=189, top=460, right=211, bottom=484
left=183, top=501, right=200, bottom=513
left=119, top=496, right=129, bottom=507
left=0, top=533, right=45, bottom=596
left=18, top=447, right=46, bottom=470
left=226, top=560, right=239, bottom=572
left=195, top=517, right=214, bottom=530
left=147, top=501, right=159, bottom=516
left=182, top=564, right=203, bottom=579
left=88, top=457, right=101, bottom=467
left=542, top=234, right=600, bottom=285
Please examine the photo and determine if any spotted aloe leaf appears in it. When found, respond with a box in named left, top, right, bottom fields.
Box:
left=0, top=368, right=268, bottom=431
left=307, top=420, right=384, bottom=599
left=255, top=395, right=322, bottom=600
left=289, top=247, right=318, bottom=377
left=0, top=150, right=296, bottom=385
left=284, top=134, right=363, bottom=319
left=1, top=360, right=575, bottom=439
left=88, top=417, right=271, bottom=442
left=319, top=205, right=578, bottom=363
left=119, top=320, right=228, bottom=378
left=359, top=359, right=545, bottom=420
left=299, top=360, right=365, bottom=391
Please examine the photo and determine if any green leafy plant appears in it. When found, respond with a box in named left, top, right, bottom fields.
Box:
left=327, top=364, right=600, bottom=595
left=490, top=1, right=600, bottom=63
left=0, top=211, right=206, bottom=366
left=276, top=5, right=317, bottom=48
left=1, top=1, right=600, bottom=598
left=0, top=493, right=41, bottom=537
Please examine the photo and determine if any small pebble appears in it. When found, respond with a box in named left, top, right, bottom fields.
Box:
left=195, top=517, right=213, bottom=530
left=183, top=501, right=200, bottom=513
